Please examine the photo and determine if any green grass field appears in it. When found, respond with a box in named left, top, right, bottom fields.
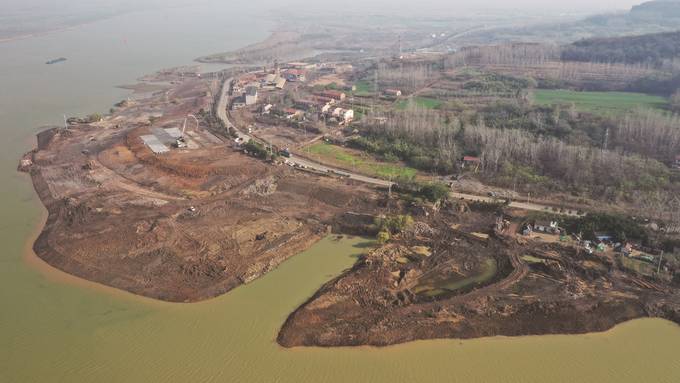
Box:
left=533, top=89, right=668, bottom=115
left=396, top=97, right=442, bottom=110
left=353, top=81, right=373, bottom=96
left=306, top=142, right=417, bottom=180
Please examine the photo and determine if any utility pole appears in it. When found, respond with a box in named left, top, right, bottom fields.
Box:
left=372, top=63, right=379, bottom=114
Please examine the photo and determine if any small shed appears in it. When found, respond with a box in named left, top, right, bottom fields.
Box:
left=534, top=220, right=559, bottom=234
left=594, top=232, right=614, bottom=242
left=462, top=156, right=481, bottom=171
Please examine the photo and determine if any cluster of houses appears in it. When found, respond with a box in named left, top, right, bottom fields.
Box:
left=232, top=63, right=313, bottom=110
left=675, top=155, right=680, bottom=169
left=520, top=219, right=662, bottom=262
left=260, top=89, right=354, bottom=125
left=232, top=61, right=363, bottom=126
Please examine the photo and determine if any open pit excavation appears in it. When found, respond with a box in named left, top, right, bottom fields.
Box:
left=20, top=69, right=379, bottom=302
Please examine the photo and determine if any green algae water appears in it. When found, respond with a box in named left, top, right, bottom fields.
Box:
left=2, top=5, right=680, bottom=383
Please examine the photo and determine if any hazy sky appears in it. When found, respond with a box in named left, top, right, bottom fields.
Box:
left=0, top=0, right=647, bottom=14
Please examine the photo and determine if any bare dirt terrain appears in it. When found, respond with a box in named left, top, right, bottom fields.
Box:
left=278, top=204, right=680, bottom=347
left=22, top=75, right=378, bottom=302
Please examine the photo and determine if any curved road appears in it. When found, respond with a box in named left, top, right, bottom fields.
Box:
left=216, top=76, right=586, bottom=216
left=216, top=77, right=393, bottom=188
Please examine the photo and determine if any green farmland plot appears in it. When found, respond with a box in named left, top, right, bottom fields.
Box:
left=306, top=142, right=417, bottom=180
left=397, top=97, right=442, bottom=110
left=533, top=90, right=668, bottom=115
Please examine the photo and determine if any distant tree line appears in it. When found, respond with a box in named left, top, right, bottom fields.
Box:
left=561, top=31, right=680, bottom=69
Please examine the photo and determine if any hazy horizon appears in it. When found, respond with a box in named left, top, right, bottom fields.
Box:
left=1, top=0, right=646, bottom=13
left=0, top=0, right=657, bottom=41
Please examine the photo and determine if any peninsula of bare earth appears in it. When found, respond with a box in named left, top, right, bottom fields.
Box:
left=21, top=19, right=680, bottom=346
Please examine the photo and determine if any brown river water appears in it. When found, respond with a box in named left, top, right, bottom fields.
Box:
left=1, top=4, right=679, bottom=382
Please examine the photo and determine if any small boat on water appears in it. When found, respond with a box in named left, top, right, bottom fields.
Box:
left=46, top=57, right=67, bottom=65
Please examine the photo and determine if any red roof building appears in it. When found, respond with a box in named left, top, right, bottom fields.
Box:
left=316, top=90, right=346, bottom=101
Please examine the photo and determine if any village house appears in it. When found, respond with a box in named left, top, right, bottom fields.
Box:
left=231, top=96, right=246, bottom=110
left=261, top=104, right=273, bottom=115
left=384, top=89, right=402, bottom=97
left=617, top=242, right=633, bottom=257
left=533, top=220, right=559, bottom=234
left=675, top=154, right=680, bottom=168
left=317, top=63, right=353, bottom=74
left=262, top=73, right=278, bottom=87
left=331, top=108, right=354, bottom=124
left=313, top=95, right=335, bottom=105
left=234, top=74, right=258, bottom=93
left=245, top=87, right=258, bottom=106
left=295, top=100, right=320, bottom=111
left=462, top=156, right=481, bottom=170
left=316, top=90, right=346, bottom=101
left=262, top=74, right=287, bottom=90
left=283, top=69, right=306, bottom=82
left=284, top=108, right=305, bottom=120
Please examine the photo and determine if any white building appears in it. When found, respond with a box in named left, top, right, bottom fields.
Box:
left=245, top=87, right=258, bottom=106
left=331, top=108, right=354, bottom=124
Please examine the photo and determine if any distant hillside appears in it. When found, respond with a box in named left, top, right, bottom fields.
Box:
left=561, top=31, right=680, bottom=66
left=630, top=0, right=680, bottom=20
left=451, top=0, right=680, bottom=46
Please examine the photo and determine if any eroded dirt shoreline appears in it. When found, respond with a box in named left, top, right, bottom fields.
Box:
left=21, top=69, right=379, bottom=303
left=278, top=210, right=680, bottom=347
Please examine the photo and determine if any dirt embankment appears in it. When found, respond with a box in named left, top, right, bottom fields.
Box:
left=278, top=208, right=680, bottom=347
left=22, top=76, right=380, bottom=302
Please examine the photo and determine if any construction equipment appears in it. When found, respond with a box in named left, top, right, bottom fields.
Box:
left=174, top=114, right=199, bottom=149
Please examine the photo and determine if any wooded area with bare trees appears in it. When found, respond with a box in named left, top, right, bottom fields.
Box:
left=613, top=110, right=680, bottom=161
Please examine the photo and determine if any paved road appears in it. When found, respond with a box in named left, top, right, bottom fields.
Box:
left=450, top=192, right=584, bottom=217
left=216, top=77, right=586, bottom=214
left=215, top=77, right=393, bottom=188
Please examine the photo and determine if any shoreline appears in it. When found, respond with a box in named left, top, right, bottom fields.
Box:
left=19, top=176, right=680, bottom=346
left=19, top=171, right=170, bottom=308
left=276, top=317, right=680, bottom=351
left=17, top=166, right=680, bottom=344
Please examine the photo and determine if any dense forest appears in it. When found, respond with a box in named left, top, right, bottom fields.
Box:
left=561, top=31, right=680, bottom=68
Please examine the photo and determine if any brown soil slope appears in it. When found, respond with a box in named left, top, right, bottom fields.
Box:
left=24, top=77, right=378, bottom=302
left=278, top=213, right=680, bottom=347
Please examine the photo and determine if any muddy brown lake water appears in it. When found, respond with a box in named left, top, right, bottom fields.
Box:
left=1, top=5, right=680, bottom=382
